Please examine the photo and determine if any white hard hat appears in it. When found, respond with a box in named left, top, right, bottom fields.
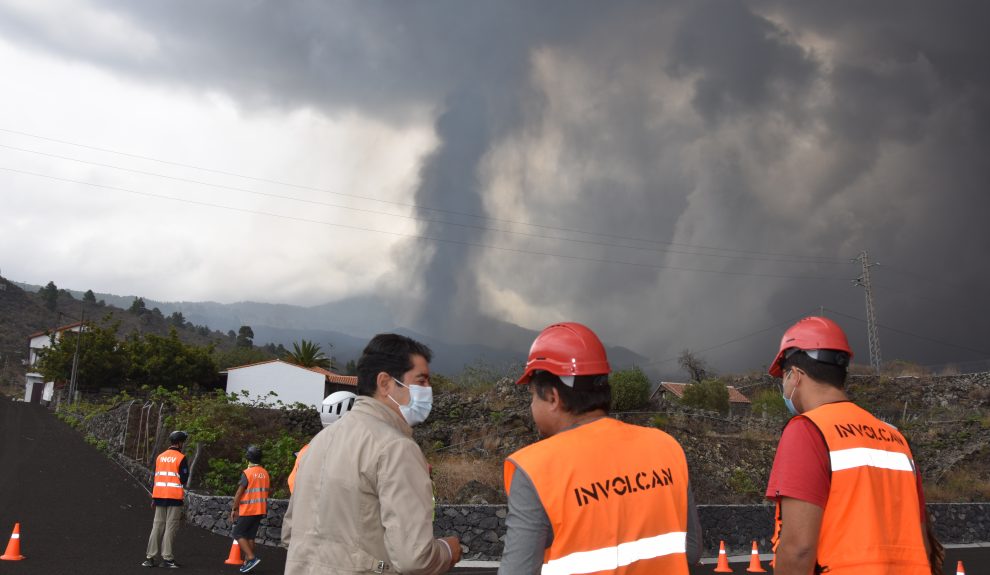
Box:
left=320, top=391, right=357, bottom=427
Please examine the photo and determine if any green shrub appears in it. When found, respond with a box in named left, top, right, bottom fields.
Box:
left=751, top=388, right=787, bottom=420
left=204, top=458, right=242, bottom=496
left=728, top=467, right=759, bottom=497
left=611, top=367, right=650, bottom=412
left=650, top=414, right=669, bottom=430
left=261, top=432, right=307, bottom=499
left=680, top=378, right=730, bottom=415
left=84, top=433, right=108, bottom=452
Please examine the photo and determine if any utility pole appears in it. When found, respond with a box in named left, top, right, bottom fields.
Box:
left=853, top=250, right=882, bottom=375
left=67, top=310, right=85, bottom=404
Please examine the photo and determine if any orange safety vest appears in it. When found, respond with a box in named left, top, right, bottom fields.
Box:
left=239, top=465, right=270, bottom=516
left=773, top=402, right=929, bottom=574
left=287, top=443, right=309, bottom=495
left=151, top=448, right=185, bottom=500
left=505, top=418, right=690, bottom=575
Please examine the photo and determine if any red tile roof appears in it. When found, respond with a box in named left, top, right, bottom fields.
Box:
left=657, top=382, right=751, bottom=404
left=28, top=321, right=85, bottom=340
left=306, top=366, right=357, bottom=386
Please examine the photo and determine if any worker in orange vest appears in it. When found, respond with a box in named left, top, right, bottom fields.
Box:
left=230, top=445, right=270, bottom=573
left=766, top=317, right=932, bottom=574
left=143, top=430, right=189, bottom=568
left=287, top=391, right=357, bottom=495
left=287, top=443, right=309, bottom=495
left=499, top=322, right=702, bottom=574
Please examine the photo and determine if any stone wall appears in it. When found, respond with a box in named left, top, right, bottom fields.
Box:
left=185, top=492, right=289, bottom=547
left=176, top=498, right=990, bottom=560
left=180, top=495, right=507, bottom=558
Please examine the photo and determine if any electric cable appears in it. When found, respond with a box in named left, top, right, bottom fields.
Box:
left=0, top=166, right=854, bottom=282
left=822, top=307, right=990, bottom=357
left=0, top=126, right=853, bottom=262
left=0, top=142, right=857, bottom=266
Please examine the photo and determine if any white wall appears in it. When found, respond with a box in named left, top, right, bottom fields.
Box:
left=23, top=377, right=53, bottom=403
left=225, top=361, right=325, bottom=409
left=28, top=334, right=51, bottom=367
left=27, top=325, right=82, bottom=367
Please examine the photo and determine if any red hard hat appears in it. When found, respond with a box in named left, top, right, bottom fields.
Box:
left=516, top=322, right=611, bottom=386
left=768, top=316, right=853, bottom=377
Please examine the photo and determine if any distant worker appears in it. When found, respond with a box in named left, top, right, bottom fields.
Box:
left=287, top=391, right=357, bottom=495
left=282, top=333, right=461, bottom=574
left=286, top=443, right=309, bottom=496
left=229, top=445, right=270, bottom=573
left=142, top=430, right=189, bottom=568
left=766, top=316, right=931, bottom=574
left=499, top=322, right=702, bottom=574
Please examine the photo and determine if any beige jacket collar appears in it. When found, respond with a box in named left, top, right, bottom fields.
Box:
left=353, top=395, right=413, bottom=438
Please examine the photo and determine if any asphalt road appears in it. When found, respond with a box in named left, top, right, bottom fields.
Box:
left=1, top=396, right=986, bottom=574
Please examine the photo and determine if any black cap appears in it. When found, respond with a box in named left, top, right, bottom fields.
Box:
left=168, top=430, right=188, bottom=444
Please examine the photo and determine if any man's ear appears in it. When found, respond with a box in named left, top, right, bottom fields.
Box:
left=376, top=371, right=393, bottom=395
left=545, top=386, right=562, bottom=411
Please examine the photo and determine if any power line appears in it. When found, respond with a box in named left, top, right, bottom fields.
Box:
left=822, top=307, right=990, bottom=357
left=638, top=308, right=821, bottom=367
left=0, top=166, right=856, bottom=282
left=0, top=126, right=852, bottom=263
left=0, top=142, right=857, bottom=266
left=871, top=282, right=990, bottom=317
left=879, top=264, right=974, bottom=297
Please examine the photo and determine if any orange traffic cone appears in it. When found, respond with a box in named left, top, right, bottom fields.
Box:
left=956, top=560, right=966, bottom=575
left=714, top=540, right=733, bottom=572
left=224, top=538, right=242, bottom=565
left=0, top=523, right=25, bottom=561
left=745, top=541, right=766, bottom=573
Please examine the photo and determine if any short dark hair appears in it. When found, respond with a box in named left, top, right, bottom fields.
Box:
left=356, top=333, right=433, bottom=397
left=782, top=351, right=848, bottom=388
left=531, top=370, right=611, bottom=415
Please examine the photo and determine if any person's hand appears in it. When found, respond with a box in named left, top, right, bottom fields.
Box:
left=442, top=536, right=462, bottom=568
left=229, top=509, right=237, bottom=524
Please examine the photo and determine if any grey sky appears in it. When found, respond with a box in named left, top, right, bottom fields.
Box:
left=1, top=0, right=988, bottom=375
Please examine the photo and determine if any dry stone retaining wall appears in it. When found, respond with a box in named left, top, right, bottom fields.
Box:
left=179, top=498, right=990, bottom=560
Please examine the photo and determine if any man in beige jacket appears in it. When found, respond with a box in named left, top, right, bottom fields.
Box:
left=282, top=333, right=461, bottom=574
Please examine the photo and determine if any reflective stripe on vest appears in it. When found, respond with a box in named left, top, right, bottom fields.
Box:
left=239, top=465, right=270, bottom=516
left=774, top=403, right=929, bottom=575
left=542, top=531, right=687, bottom=575
left=505, top=418, right=690, bottom=575
left=151, top=449, right=185, bottom=500
left=830, top=447, right=914, bottom=472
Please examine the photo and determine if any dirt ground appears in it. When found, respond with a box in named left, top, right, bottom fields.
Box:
left=1, top=396, right=985, bottom=575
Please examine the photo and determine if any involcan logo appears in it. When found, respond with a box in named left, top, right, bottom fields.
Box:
left=573, top=467, right=675, bottom=507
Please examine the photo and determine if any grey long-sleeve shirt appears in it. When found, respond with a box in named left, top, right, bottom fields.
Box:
left=498, top=463, right=703, bottom=574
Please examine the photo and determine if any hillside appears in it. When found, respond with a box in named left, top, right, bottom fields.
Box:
left=0, top=276, right=236, bottom=377
left=418, top=373, right=990, bottom=505
left=10, top=280, right=649, bottom=375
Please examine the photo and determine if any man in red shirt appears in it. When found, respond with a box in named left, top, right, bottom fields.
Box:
left=765, top=317, right=931, bottom=575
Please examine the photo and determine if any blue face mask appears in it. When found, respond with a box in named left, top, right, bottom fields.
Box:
left=782, top=370, right=799, bottom=416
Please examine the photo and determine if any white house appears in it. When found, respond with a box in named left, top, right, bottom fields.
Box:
left=222, top=359, right=357, bottom=410
left=24, top=321, right=84, bottom=403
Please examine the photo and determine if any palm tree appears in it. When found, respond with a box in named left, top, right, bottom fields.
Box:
left=284, top=340, right=333, bottom=369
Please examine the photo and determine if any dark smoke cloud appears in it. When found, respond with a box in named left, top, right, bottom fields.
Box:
left=5, top=0, right=989, bottom=374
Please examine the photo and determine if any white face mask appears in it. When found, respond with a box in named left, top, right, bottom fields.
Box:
left=389, top=378, right=433, bottom=426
